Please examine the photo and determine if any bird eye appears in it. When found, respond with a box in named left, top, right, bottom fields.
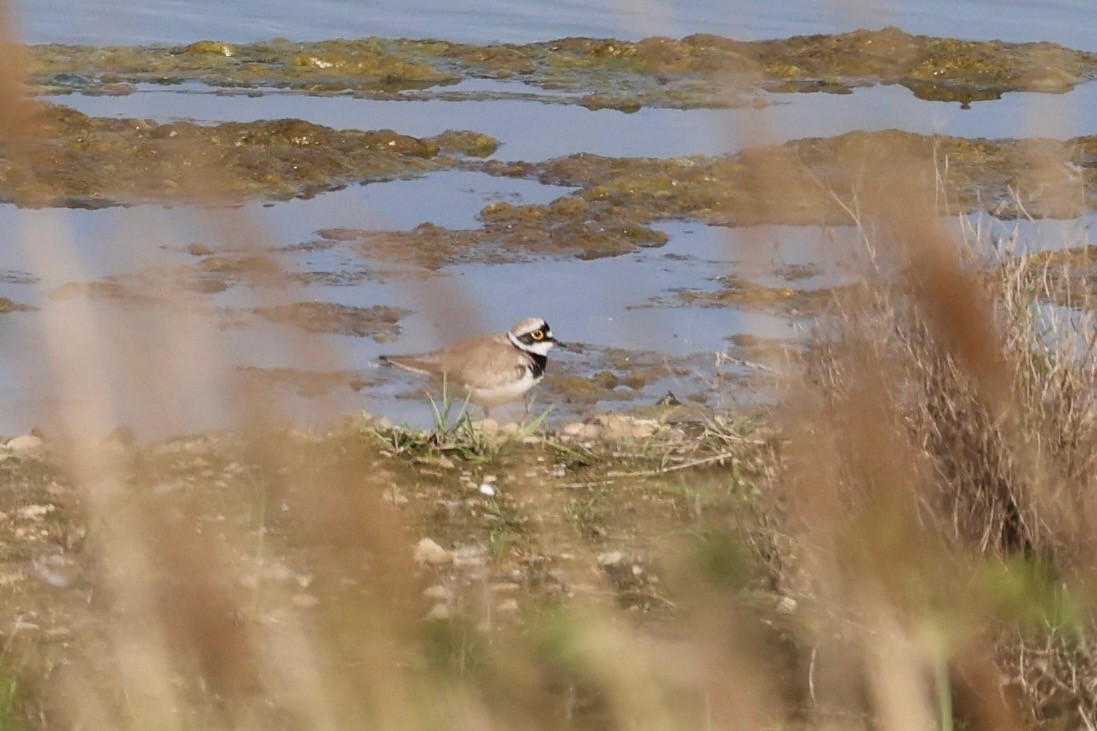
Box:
left=531, top=330, right=545, bottom=341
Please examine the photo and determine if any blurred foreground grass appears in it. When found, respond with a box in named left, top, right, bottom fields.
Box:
left=4, top=3, right=1097, bottom=727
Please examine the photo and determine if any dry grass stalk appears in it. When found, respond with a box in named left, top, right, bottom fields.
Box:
left=4, top=4, right=1097, bottom=729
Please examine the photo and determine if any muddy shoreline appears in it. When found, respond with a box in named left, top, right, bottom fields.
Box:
left=30, top=28, right=1097, bottom=109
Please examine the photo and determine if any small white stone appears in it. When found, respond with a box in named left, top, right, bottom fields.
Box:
left=423, top=584, right=450, bottom=601
left=381, top=487, right=409, bottom=506
left=414, top=538, right=452, bottom=566
left=597, top=551, right=624, bottom=567
left=478, top=483, right=496, bottom=497
left=597, top=414, right=660, bottom=440
left=8, top=434, right=43, bottom=457
left=17, top=504, right=54, bottom=519
left=424, top=603, right=451, bottom=621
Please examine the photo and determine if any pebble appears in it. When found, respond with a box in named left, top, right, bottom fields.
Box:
left=424, top=603, right=452, bottom=621
left=560, top=415, right=672, bottom=442
left=17, top=504, right=54, bottom=519
left=478, top=483, right=496, bottom=497
left=595, top=414, right=660, bottom=441
left=476, top=418, right=500, bottom=434
left=561, top=422, right=585, bottom=436
left=381, top=487, right=409, bottom=506
left=422, top=584, right=450, bottom=601
left=414, top=538, right=452, bottom=566
left=560, top=422, right=601, bottom=440
left=7, top=434, right=43, bottom=458
left=597, top=551, right=624, bottom=567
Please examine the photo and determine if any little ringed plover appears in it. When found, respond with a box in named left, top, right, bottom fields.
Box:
left=379, top=317, right=562, bottom=417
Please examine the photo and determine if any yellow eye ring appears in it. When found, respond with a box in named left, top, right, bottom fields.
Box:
left=531, top=330, right=545, bottom=341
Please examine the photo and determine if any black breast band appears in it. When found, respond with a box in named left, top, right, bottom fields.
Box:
left=529, top=352, right=548, bottom=379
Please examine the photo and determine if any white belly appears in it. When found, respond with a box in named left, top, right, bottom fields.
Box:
left=467, top=371, right=541, bottom=407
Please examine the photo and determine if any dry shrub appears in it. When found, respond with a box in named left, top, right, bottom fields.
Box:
left=777, top=177, right=1097, bottom=725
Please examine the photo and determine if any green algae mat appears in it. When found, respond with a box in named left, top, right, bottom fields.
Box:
left=6, top=103, right=1095, bottom=245
left=3, top=29, right=1095, bottom=253
left=30, top=28, right=1097, bottom=108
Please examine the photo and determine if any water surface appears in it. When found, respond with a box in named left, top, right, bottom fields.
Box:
left=2, top=1, right=1096, bottom=436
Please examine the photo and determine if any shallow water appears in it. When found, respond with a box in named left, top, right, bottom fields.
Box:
left=0, top=190, right=834, bottom=434
left=57, top=80, right=1097, bottom=163
left=3, top=2, right=1097, bottom=436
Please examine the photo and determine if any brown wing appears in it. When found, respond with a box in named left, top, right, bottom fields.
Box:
left=445, top=334, right=530, bottom=390
left=381, top=333, right=527, bottom=387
